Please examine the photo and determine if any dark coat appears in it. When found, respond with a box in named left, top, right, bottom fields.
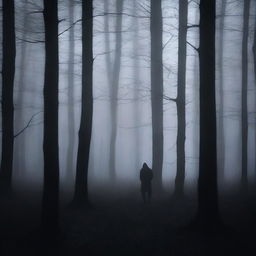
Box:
left=140, top=164, right=153, bottom=192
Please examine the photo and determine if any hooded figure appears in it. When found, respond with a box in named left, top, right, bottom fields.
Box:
left=140, top=163, right=153, bottom=203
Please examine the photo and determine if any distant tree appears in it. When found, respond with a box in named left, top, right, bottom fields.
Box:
left=109, top=0, right=124, bottom=180
left=174, top=0, right=188, bottom=197
left=104, top=0, right=113, bottom=178
left=217, top=0, right=227, bottom=183
left=72, top=0, right=93, bottom=207
left=192, top=52, right=199, bottom=174
left=0, top=0, right=16, bottom=195
left=104, top=0, right=112, bottom=87
left=66, top=0, right=76, bottom=183
left=150, top=0, right=164, bottom=191
left=254, top=16, right=256, bottom=79
left=197, top=0, right=220, bottom=227
left=15, top=0, right=29, bottom=177
left=241, top=0, right=251, bottom=193
left=191, top=9, right=199, bottom=174
left=41, top=0, right=60, bottom=232
left=132, top=0, right=141, bottom=172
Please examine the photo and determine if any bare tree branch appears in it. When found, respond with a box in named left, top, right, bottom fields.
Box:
left=187, top=41, right=199, bottom=52
left=187, top=24, right=199, bottom=29
left=13, top=111, right=43, bottom=138
left=16, top=36, right=44, bottom=43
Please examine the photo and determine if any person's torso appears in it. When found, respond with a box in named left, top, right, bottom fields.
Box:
left=141, top=168, right=152, bottom=183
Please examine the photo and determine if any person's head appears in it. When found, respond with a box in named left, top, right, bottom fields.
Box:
left=143, top=162, right=148, bottom=169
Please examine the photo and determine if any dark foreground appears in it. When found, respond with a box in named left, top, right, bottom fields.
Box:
left=0, top=186, right=256, bottom=256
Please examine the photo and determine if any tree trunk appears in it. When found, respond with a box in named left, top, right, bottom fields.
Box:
left=192, top=9, right=199, bottom=176
left=15, top=0, right=28, bottom=177
left=104, top=0, right=112, bottom=87
left=42, top=0, right=60, bottom=232
left=133, top=0, right=141, bottom=172
left=150, top=0, right=164, bottom=191
left=241, top=0, right=251, bottom=193
left=197, top=0, right=220, bottom=226
left=217, top=0, right=227, bottom=184
left=109, top=0, right=124, bottom=180
left=66, top=0, right=75, bottom=184
left=192, top=54, right=199, bottom=179
left=104, top=0, right=113, bottom=178
left=174, top=0, right=188, bottom=197
left=0, top=0, right=16, bottom=196
left=254, top=17, right=256, bottom=79
left=253, top=12, right=256, bottom=182
left=73, top=0, right=93, bottom=206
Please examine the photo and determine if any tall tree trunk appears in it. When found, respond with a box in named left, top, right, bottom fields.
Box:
left=174, top=0, right=188, bottom=197
left=109, top=0, right=124, bottom=180
left=15, top=0, right=28, bottom=177
left=104, top=0, right=112, bottom=87
left=217, top=0, right=227, bottom=184
left=241, top=0, right=251, bottom=193
left=42, top=0, right=60, bottom=232
left=192, top=54, right=199, bottom=176
left=254, top=17, right=256, bottom=79
left=0, top=0, right=16, bottom=195
left=133, top=0, right=141, bottom=172
left=73, top=0, right=93, bottom=206
left=150, top=0, right=164, bottom=191
left=66, top=0, right=75, bottom=183
left=197, top=0, right=220, bottom=226
left=253, top=12, right=256, bottom=181
left=104, top=0, right=112, bottom=177
left=192, top=9, right=199, bottom=175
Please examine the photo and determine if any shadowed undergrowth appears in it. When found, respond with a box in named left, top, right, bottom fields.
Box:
left=0, top=188, right=255, bottom=256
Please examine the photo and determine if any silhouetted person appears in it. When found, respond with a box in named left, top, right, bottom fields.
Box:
left=140, top=163, right=153, bottom=203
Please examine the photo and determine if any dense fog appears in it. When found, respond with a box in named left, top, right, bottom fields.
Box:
left=0, top=0, right=255, bottom=194
left=1, top=1, right=256, bottom=255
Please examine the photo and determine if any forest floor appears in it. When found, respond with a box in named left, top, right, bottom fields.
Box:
left=0, top=185, right=256, bottom=256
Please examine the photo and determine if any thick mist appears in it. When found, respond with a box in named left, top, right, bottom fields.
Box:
left=1, top=1, right=256, bottom=255
left=2, top=0, right=254, bottom=195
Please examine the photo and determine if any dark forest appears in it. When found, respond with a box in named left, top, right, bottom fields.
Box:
left=0, top=0, right=256, bottom=255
